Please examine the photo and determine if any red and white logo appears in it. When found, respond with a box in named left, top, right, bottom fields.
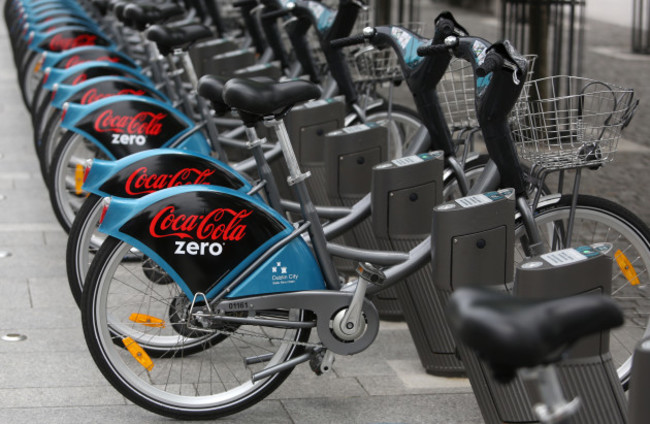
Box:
left=48, top=33, right=98, bottom=51
left=64, top=55, right=120, bottom=69
left=149, top=206, right=252, bottom=256
left=80, top=88, right=147, bottom=105
left=94, top=110, right=167, bottom=146
left=124, top=167, right=216, bottom=195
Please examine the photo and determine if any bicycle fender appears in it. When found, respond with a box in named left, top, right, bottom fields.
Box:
left=31, top=26, right=113, bottom=53
left=43, top=62, right=149, bottom=91
left=83, top=149, right=251, bottom=198
left=51, top=77, right=166, bottom=110
left=99, top=186, right=326, bottom=299
left=61, top=95, right=198, bottom=159
left=41, top=46, right=138, bottom=72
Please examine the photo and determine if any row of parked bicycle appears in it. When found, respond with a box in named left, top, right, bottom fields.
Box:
left=5, top=0, right=650, bottom=422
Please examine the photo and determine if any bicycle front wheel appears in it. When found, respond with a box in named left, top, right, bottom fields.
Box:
left=360, top=103, right=422, bottom=159
left=82, top=237, right=311, bottom=420
left=515, top=194, right=650, bottom=388
left=47, top=131, right=107, bottom=232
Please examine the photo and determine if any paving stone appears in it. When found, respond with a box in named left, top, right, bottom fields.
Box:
left=281, top=393, right=483, bottom=424
left=0, top=277, right=30, bottom=309
left=0, top=386, right=125, bottom=409
left=28, top=277, right=77, bottom=308
left=0, top=351, right=105, bottom=388
left=0, top=400, right=293, bottom=424
left=0, top=327, right=85, bottom=354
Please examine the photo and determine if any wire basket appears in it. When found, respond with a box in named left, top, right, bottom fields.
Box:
left=347, top=22, right=432, bottom=86
left=512, top=75, right=637, bottom=170
left=308, top=4, right=374, bottom=75
left=440, top=54, right=537, bottom=132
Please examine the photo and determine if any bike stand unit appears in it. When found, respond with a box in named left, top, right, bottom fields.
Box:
left=456, top=242, right=627, bottom=424
left=429, top=189, right=516, bottom=376
left=629, top=335, right=650, bottom=424
left=271, top=97, right=346, bottom=202
left=189, top=37, right=240, bottom=77
left=208, top=47, right=258, bottom=78
left=367, top=152, right=445, bottom=323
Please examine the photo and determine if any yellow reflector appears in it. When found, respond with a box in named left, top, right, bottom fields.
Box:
left=122, top=337, right=154, bottom=371
left=34, top=61, right=41, bottom=73
left=129, top=313, right=166, bottom=328
left=615, top=249, right=640, bottom=285
left=74, top=164, right=84, bottom=195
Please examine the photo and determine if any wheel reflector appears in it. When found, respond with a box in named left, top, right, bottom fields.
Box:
left=129, top=313, right=166, bottom=328
left=75, top=164, right=84, bottom=195
left=122, top=337, right=154, bottom=371
left=615, top=249, right=639, bottom=285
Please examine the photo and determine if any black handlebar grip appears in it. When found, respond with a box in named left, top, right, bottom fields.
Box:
left=416, top=43, right=449, bottom=56
left=435, top=18, right=454, bottom=37
left=261, top=9, right=290, bottom=19
left=232, top=0, right=257, bottom=8
left=330, top=33, right=366, bottom=49
left=476, top=53, right=504, bottom=77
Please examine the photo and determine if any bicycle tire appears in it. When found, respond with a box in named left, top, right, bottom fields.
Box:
left=515, top=194, right=650, bottom=389
left=66, top=193, right=104, bottom=307
left=352, top=102, right=423, bottom=159
left=82, top=236, right=311, bottom=420
left=36, top=108, right=65, bottom=181
left=47, top=130, right=105, bottom=232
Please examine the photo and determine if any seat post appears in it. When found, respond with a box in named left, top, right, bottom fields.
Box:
left=519, top=366, right=580, bottom=424
left=264, top=117, right=341, bottom=291
left=177, top=48, right=228, bottom=160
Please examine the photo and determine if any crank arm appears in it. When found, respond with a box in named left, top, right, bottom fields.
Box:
left=216, top=291, right=380, bottom=355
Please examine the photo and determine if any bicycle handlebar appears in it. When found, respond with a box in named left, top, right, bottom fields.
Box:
left=330, top=33, right=367, bottom=49
left=232, top=0, right=257, bottom=8
left=416, top=43, right=450, bottom=56
left=261, top=8, right=291, bottom=20
left=476, top=52, right=504, bottom=77
left=435, top=17, right=455, bottom=38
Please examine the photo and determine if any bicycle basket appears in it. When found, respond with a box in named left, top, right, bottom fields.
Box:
left=348, top=22, right=432, bottom=86
left=308, top=4, right=373, bottom=75
left=512, top=75, right=636, bottom=170
left=440, top=54, right=537, bottom=132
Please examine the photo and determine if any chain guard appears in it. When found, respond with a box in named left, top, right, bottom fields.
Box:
left=215, top=291, right=380, bottom=355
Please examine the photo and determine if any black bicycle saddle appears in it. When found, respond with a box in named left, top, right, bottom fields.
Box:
left=222, top=78, right=321, bottom=118
left=124, top=3, right=185, bottom=31
left=197, top=74, right=229, bottom=115
left=146, top=23, right=213, bottom=55
left=447, top=287, right=623, bottom=379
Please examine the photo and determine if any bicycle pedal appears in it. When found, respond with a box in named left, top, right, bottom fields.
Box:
left=309, top=350, right=335, bottom=376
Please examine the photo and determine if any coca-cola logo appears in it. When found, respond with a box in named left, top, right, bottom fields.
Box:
left=48, top=33, right=98, bottom=51
left=94, top=110, right=166, bottom=135
left=149, top=206, right=252, bottom=241
left=72, top=73, right=88, bottom=85
left=125, top=167, right=216, bottom=195
left=64, top=55, right=120, bottom=69
left=81, top=88, right=147, bottom=105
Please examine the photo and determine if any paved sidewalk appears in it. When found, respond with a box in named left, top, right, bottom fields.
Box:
left=0, top=1, right=649, bottom=424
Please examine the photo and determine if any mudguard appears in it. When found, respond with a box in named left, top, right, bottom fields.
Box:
left=30, top=26, right=113, bottom=53
left=83, top=149, right=251, bottom=198
left=42, top=62, right=150, bottom=91
left=17, top=10, right=91, bottom=35
left=31, top=16, right=98, bottom=34
left=99, top=186, right=326, bottom=299
left=50, top=76, right=166, bottom=109
left=61, top=95, right=211, bottom=158
left=40, top=46, right=137, bottom=71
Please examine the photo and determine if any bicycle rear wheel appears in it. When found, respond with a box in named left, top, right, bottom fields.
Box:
left=516, top=194, right=650, bottom=388
left=82, top=237, right=311, bottom=420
